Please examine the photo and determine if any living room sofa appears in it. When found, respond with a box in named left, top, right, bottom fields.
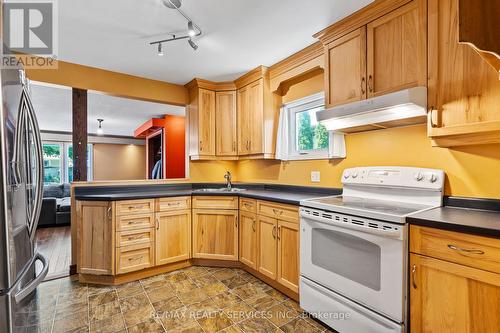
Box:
left=38, top=183, right=71, bottom=227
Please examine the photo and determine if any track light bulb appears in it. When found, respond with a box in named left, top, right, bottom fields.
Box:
left=188, top=21, right=196, bottom=37
left=157, top=43, right=164, bottom=56
left=97, top=119, right=104, bottom=136
left=188, top=38, right=198, bottom=51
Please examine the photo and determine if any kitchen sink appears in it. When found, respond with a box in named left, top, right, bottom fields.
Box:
left=194, top=188, right=246, bottom=193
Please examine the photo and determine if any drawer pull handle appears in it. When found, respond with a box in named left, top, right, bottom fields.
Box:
left=128, top=256, right=143, bottom=262
left=167, top=202, right=181, bottom=206
left=252, top=219, right=256, bottom=232
left=272, top=225, right=277, bottom=239
left=127, top=221, right=143, bottom=225
left=273, top=209, right=283, bottom=216
left=447, top=244, right=485, bottom=255
left=127, top=235, right=144, bottom=241
left=128, top=205, right=145, bottom=210
left=277, top=226, right=281, bottom=240
left=411, top=265, right=417, bottom=289
left=244, top=203, right=252, bottom=208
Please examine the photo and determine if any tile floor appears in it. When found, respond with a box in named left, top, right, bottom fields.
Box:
left=14, top=266, right=336, bottom=333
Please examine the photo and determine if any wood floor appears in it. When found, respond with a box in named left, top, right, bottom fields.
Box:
left=35, top=226, right=71, bottom=281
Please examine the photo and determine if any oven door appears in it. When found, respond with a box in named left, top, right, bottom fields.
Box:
left=300, top=208, right=406, bottom=322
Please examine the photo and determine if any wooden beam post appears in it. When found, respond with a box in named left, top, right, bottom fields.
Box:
left=72, top=88, right=87, bottom=181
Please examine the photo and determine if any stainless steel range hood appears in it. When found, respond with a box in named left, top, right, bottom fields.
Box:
left=317, top=87, right=427, bottom=133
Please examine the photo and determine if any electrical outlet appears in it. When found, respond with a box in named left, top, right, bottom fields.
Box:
left=311, top=171, right=320, bottom=182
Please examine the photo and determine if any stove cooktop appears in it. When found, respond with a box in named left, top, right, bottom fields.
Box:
left=300, top=195, right=436, bottom=223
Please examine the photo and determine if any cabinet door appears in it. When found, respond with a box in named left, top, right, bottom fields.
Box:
left=198, top=88, right=216, bottom=155
left=77, top=201, right=114, bottom=275
left=239, top=211, right=257, bottom=269
left=247, top=79, right=264, bottom=154
left=410, top=254, right=500, bottom=332
left=325, top=27, right=367, bottom=107
left=237, top=85, right=250, bottom=155
left=156, top=210, right=191, bottom=266
left=427, top=0, right=500, bottom=146
left=192, top=209, right=238, bottom=260
left=216, top=91, right=237, bottom=156
left=367, top=0, right=426, bottom=97
left=277, top=220, right=299, bottom=293
left=257, top=215, right=277, bottom=280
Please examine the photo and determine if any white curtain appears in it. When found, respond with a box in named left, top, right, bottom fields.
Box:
left=275, top=105, right=290, bottom=160
left=328, top=131, right=346, bottom=159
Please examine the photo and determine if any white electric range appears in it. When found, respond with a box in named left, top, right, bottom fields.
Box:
left=299, top=166, right=445, bottom=333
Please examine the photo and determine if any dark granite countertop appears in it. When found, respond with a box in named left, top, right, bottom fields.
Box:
left=74, top=183, right=340, bottom=206
left=408, top=206, right=500, bottom=238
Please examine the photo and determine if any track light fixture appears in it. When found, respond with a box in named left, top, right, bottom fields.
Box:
left=188, top=38, right=198, bottom=51
left=151, top=0, right=202, bottom=54
left=96, top=119, right=104, bottom=136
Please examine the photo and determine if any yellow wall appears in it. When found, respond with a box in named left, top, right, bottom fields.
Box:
left=236, top=73, right=500, bottom=199
left=93, top=144, right=146, bottom=180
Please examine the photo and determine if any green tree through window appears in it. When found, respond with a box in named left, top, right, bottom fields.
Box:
left=296, top=108, right=329, bottom=151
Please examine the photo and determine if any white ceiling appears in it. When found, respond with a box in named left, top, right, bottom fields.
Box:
left=30, top=82, right=185, bottom=137
left=58, top=0, right=374, bottom=84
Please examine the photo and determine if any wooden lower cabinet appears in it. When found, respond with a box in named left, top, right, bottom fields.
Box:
left=155, top=210, right=191, bottom=266
left=77, top=201, right=114, bottom=275
left=257, top=215, right=278, bottom=279
left=116, top=243, right=154, bottom=275
left=410, top=253, right=500, bottom=332
left=239, top=210, right=257, bottom=269
left=192, top=209, right=238, bottom=260
left=277, top=220, right=299, bottom=293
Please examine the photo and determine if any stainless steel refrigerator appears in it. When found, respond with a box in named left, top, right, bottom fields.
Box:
left=0, top=68, right=49, bottom=332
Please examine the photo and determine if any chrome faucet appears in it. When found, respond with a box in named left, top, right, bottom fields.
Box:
left=224, top=171, right=232, bottom=190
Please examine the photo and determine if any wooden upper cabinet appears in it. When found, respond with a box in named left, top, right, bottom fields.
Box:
left=192, top=209, right=239, bottom=261
left=156, top=210, right=191, bottom=266
left=427, top=0, right=500, bottom=147
left=198, top=89, right=216, bottom=155
left=325, top=27, right=367, bottom=107
left=216, top=91, right=237, bottom=156
left=410, top=253, right=500, bottom=332
left=367, top=0, right=426, bottom=97
left=187, top=85, right=216, bottom=159
left=247, top=79, right=264, bottom=154
left=237, top=85, right=251, bottom=155
left=77, top=201, right=114, bottom=275
left=238, top=79, right=264, bottom=155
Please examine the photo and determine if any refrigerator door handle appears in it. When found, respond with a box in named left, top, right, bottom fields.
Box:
left=22, top=87, right=44, bottom=240
left=11, top=252, right=48, bottom=303
left=10, top=96, right=27, bottom=188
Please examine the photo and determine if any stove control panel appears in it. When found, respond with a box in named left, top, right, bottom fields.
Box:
left=342, top=166, right=445, bottom=190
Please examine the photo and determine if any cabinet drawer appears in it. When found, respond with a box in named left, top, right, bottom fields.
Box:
left=116, top=213, right=155, bottom=231
left=116, top=243, right=154, bottom=274
left=410, top=225, right=500, bottom=274
left=257, top=201, right=299, bottom=222
left=156, top=196, right=191, bottom=212
left=115, top=199, right=155, bottom=216
left=192, top=196, right=238, bottom=209
left=116, top=228, right=155, bottom=248
left=240, top=198, right=257, bottom=213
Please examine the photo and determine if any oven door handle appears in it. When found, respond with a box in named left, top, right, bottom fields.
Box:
left=300, top=211, right=402, bottom=239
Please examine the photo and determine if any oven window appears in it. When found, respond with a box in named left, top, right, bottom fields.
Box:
left=312, top=228, right=381, bottom=291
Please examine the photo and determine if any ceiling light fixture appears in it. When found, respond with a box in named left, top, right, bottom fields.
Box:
left=150, top=0, right=202, bottom=54
left=96, top=119, right=104, bottom=136
left=188, top=38, right=198, bottom=51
